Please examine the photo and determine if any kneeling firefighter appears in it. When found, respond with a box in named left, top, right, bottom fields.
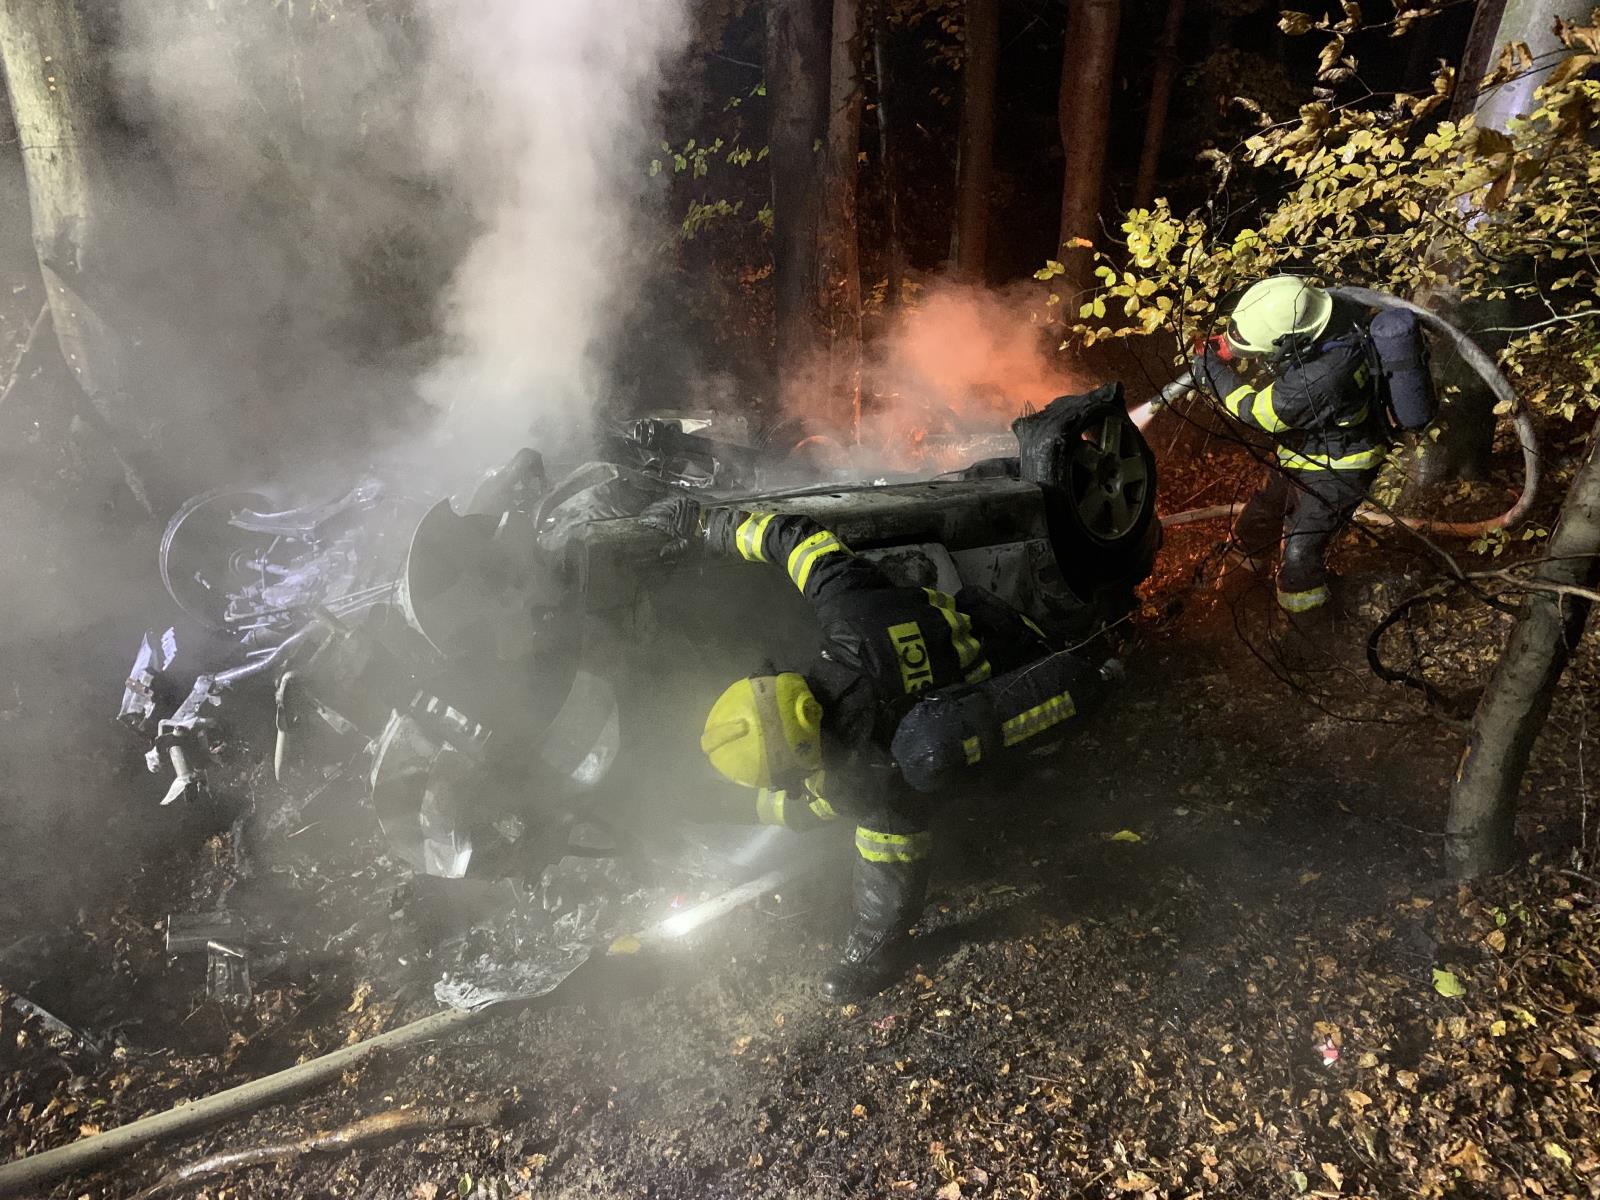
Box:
left=641, top=496, right=1115, bottom=1000
left=1187, top=276, right=1433, bottom=615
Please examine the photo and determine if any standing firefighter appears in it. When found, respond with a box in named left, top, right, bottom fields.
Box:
left=641, top=496, right=1112, bottom=1000
left=1192, top=277, right=1386, bottom=615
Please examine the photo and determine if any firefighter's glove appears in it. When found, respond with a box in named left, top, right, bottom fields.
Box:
left=639, top=495, right=704, bottom=561
left=1190, top=333, right=1233, bottom=364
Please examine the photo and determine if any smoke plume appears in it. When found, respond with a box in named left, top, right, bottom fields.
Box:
left=109, top=0, right=688, bottom=481
left=0, top=0, right=693, bottom=925
left=413, top=0, right=690, bottom=462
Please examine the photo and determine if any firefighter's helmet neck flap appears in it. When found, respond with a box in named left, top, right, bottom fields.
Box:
left=1225, top=276, right=1335, bottom=362
left=700, top=673, right=824, bottom=790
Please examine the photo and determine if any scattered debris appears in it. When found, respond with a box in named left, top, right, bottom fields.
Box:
left=4, top=990, right=108, bottom=1061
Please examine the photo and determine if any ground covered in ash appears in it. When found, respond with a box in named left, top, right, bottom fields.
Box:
left=5, top=422, right=1600, bottom=1200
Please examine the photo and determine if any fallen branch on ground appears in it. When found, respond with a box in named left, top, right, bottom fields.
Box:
left=0, top=302, right=52, bottom=416
left=129, top=1099, right=505, bottom=1200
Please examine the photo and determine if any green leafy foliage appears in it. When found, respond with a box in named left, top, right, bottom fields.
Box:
left=1062, top=15, right=1600, bottom=428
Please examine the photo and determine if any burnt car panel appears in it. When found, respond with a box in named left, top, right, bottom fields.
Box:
left=116, top=387, right=1158, bottom=881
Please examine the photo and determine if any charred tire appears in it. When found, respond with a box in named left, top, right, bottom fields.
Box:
left=1012, top=383, right=1159, bottom=606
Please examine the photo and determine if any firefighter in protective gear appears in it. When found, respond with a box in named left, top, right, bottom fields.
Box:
left=1193, top=277, right=1383, bottom=615
left=641, top=494, right=1061, bottom=1001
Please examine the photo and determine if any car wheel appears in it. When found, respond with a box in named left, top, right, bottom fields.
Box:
left=1013, top=385, right=1159, bottom=606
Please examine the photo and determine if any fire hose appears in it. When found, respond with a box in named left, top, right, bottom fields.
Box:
left=0, top=860, right=823, bottom=1197
left=1143, top=288, right=1539, bottom=537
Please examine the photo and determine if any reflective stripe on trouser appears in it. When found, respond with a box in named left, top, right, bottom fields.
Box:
left=852, top=840, right=932, bottom=934
left=1233, top=465, right=1377, bottom=610
left=787, top=531, right=849, bottom=593
left=1276, top=585, right=1331, bottom=613
left=854, top=825, right=932, bottom=863
left=1281, top=465, right=1377, bottom=610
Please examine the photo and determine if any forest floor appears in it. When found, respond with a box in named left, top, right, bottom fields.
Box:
left=4, top=404, right=1600, bottom=1200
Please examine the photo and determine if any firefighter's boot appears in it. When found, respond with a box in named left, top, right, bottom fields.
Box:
left=821, top=829, right=931, bottom=1002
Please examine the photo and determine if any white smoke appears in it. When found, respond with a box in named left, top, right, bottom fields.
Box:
left=415, top=0, right=690, bottom=461
left=109, top=0, right=688, bottom=478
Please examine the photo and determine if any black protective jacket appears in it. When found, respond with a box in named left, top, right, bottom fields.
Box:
left=1198, top=324, right=1384, bottom=473
left=704, top=506, right=1052, bottom=815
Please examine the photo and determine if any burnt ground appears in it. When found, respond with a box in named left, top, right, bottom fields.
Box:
left=5, top=405, right=1600, bottom=1200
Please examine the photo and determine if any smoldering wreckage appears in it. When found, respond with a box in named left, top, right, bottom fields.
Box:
left=0, top=384, right=1159, bottom=1192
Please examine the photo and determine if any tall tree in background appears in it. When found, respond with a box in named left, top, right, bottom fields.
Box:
left=950, top=0, right=997, bottom=283
left=0, top=0, right=166, bottom=514
left=873, top=15, right=905, bottom=307
left=1057, top=0, right=1121, bottom=293
left=820, top=0, right=864, bottom=431
left=1133, top=0, right=1184, bottom=209
left=767, top=0, right=831, bottom=402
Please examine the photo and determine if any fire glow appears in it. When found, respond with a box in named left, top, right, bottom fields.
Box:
left=786, top=284, right=1090, bottom=472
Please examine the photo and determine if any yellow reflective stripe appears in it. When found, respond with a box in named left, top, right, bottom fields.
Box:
left=1021, top=615, right=1048, bottom=640
left=1001, top=690, right=1077, bottom=747
left=1251, top=384, right=1287, bottom=433
left=787, top=531, right=848, bottom=593
left=804, top=772, right=837, bottom=822
left=756, top=787, right=785, bottom=826
left=854, top=826, right=932, bottom=863
left=1276, top=586, right=1330, bottom=613
left=1223, top=383, right=1286, bottom=433
left=1336, top=404, right=1370, bottom=428
left=887, top=621, right=934, bottom=694
left=736, top=512, right=776, bottom=562
left=1276, top=445, right=1383, bottom=471
left=924, top=589, right=986, bottom=677
left=963, top=736, right=983, bottom=766
left=1222, top=383, right=1254, bottom=418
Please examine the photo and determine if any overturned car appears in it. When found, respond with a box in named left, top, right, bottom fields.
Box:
left=118, top=383, right=1158, bottom=887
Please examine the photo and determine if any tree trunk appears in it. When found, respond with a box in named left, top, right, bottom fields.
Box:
left=767, top=0, right=831, bottom=409
left=1447, top=430, right=1600, bottom=877
left=1422, top=0, right=1586, bottom=484
left=1472, top=0, right=1589, bottom=132
left=0, top=0, right=166, bottom=515
left=820, top=0, right=864, bottom=434
left=872, top=19, right=904, bottom=309
left=1449, top=0, right=1509, bottom=119
left=950, top=0, right=997, bottom=283
left=1133, top=0, right=1183, bottom=209
left=1057, top=0, right=1121, bottom=294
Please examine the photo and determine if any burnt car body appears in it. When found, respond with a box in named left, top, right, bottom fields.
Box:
left=119, top=383, right=1157, bottom=883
